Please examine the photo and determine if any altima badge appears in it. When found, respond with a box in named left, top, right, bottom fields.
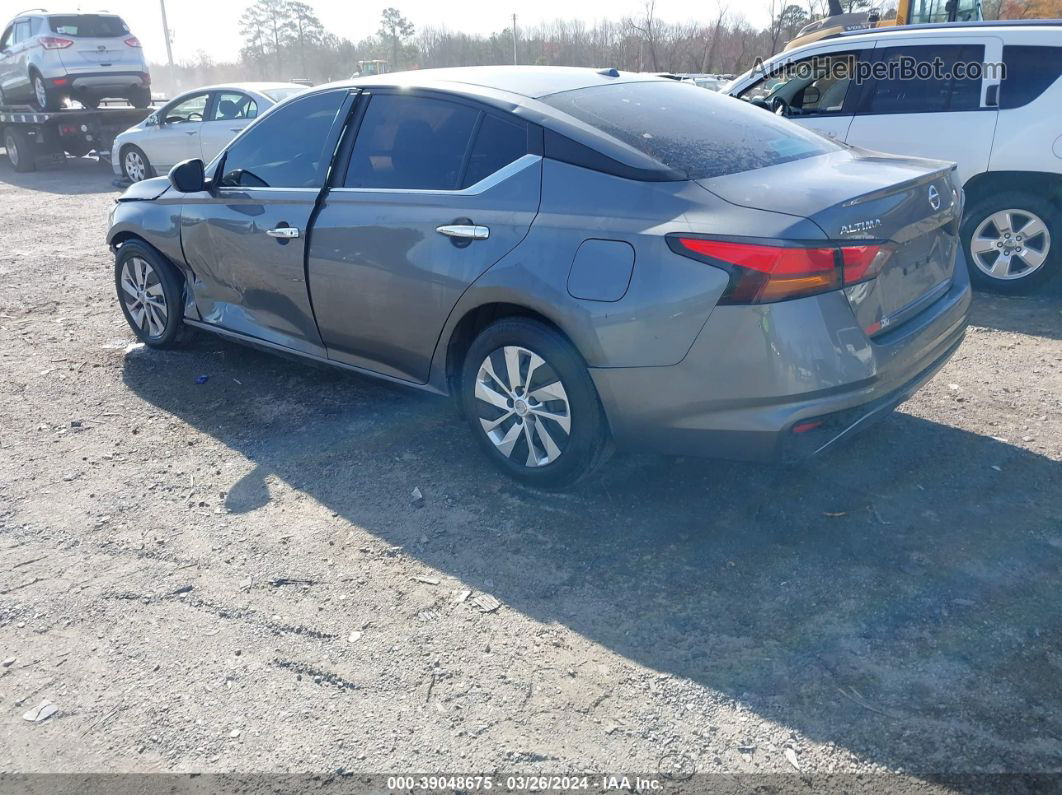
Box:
left=839, top=219, right=882, bottom=236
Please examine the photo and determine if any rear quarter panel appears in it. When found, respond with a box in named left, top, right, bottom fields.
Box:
left=429, top=159, right=830, bottom=386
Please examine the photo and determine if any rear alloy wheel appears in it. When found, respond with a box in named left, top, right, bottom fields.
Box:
left=122, top=146, right=153, bottom=182
left=114, top=241, right=193, bottom=349
left=461, top=318, right=610, bottom=488
left=962, top=191, right=1059, bottom=293
left=4, top=128, right=35, bottom=173
left=31, top=72, right=60, bottom=112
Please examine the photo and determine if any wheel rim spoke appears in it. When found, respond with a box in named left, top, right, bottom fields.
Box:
left=990, top=254, right=1013, bottom=278
left=492, top=421, right=523, bottom=459
left=474, top=344, right=572, bottom=468
left=1017, top=247, right=1046, bottom=269
left=504, top=346, right=523, bottom=391
left=971, top=236, right=998, bottom=255
left=1016, top=217, right=1046, bottom=240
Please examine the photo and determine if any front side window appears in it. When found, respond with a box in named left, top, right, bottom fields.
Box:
left=220, top=89, right=346, bottom=189
left=542, top=80, right=838, bottom=180
left=344, top=94, right=480, bottom=190
left=739, top=51, right=861, bottom=116
left=212, top=92, right=258, bottom=121
left=859, top=44, right=985, bottom=114
left=1000, top=45, right=1062, bottom=110
left=48, top=14, right=129, bottom=38
left=0, top=26, right=12, bottom=50
left=164, top=94, right=209, bottom=124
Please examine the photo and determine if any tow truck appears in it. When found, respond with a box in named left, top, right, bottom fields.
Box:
left=1, top=102, right=150, bottom=173
left=786, top=0, right=983, bottom=50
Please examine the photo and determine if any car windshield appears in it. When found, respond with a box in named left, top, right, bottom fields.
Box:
left=49, top=14, right=129, bottom=38
left=541, top=80, right=838, bottom=179
left=263, top=87, right=308, bottom=103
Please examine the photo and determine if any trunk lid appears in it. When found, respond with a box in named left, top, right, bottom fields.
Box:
left=698, top=149, right=961, bottom=335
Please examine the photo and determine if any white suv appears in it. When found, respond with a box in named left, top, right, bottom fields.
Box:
left=0, top=11, right=150, bottom=111
left=726, top=21, right=1062, bottom=293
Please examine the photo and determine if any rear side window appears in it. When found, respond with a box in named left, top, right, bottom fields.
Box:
left=344, top=94, right=479, bottom=190
left=540, top=80, right=837, bottom=180
left=462, top=114, right=528, bottom=187
left=13, top=20, right=30, bottom=44
left=1001, top=45, right=1062, bottom=110
left=859, top=44, right=985, bottom=114
left=49, top=14, right=129, bottom=38
left=213, top=92, right=258, bottom=121
left=220, top=90, right=347, bottom=189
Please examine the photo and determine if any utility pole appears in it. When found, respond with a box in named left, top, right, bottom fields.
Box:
left=512, top=13, right=518, bottom=65
left=158, top=0, right=175, bottom=67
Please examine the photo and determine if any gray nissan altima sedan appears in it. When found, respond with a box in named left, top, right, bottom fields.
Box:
left=106, top=66, right=971, bottom=487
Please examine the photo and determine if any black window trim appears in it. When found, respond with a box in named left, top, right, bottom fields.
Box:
left=211, top=87, right=357, bottom=194
left=330, top=87, right=539, bottom=194
left=853, top=42, right=992, bottom=117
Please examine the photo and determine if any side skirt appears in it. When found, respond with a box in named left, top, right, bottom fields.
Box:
left=183, top=319, right=448, bottom=397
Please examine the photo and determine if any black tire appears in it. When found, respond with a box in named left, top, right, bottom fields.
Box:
left=460, top=318, right=611, bottom=489
left=4, top=127, right=36, bottom=173
left=129, top=87, right=152, bottom=109
left=121, top=144, right=154, bottom=182
left=961, top=190, right=1060, bottom=294
left=114, top=240, right=194, bottom=349
left=80, top=96, right=100, bottom=110
left=30, top=71, right=61, bottom=112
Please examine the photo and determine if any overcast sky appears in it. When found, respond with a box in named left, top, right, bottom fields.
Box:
left=1, top=0, right=775, bottom=64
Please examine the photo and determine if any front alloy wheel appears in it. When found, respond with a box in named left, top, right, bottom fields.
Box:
left=475, top=345, right=572, bottom=468
left=114, top=241, right=193, bottom=349
left=460, top=318, right=610, bottom=488
left=119, top=256, right=168, bottom=338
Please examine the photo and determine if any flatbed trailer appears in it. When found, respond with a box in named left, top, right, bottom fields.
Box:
left=0, top=105, right=151, bottom=173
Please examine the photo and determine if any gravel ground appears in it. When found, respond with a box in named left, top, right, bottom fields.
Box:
left=0, top=158, right=1060, bottom=785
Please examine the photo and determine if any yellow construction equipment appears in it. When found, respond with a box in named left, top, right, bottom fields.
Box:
left=785, top=0, right=982, bottom=51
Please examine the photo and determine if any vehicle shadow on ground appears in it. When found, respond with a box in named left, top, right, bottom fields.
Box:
left=0, top=155, right=118, bottom=194
left=121, top=336, right=1062, bottom=775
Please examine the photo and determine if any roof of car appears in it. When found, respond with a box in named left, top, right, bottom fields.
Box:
left=174, top=82, right=307, bottom=96
left=338, top=66, right=670, bottom=100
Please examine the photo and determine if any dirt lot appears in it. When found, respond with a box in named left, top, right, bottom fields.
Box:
left=0, top=158, right=1060, bottom=785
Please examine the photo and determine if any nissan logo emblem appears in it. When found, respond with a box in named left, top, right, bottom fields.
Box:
left=928, top=185, right=942, bottom=212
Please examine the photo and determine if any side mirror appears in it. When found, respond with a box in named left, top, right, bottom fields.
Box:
left=168, top=158, right=205, bottom=193
left=145, top=113, right=159, bottom=126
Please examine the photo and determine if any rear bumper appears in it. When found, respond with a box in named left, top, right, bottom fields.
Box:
left=53, top=71, right=148, bottom=92
left=589, top=264, right=972, bottom=462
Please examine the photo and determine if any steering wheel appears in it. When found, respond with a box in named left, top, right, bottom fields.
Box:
left=188, top=112, right=204, bottom=122
left=769, top=97, right=792, bottom=117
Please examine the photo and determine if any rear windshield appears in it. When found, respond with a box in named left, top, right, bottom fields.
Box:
left=48, top=15, right=129, bottom=38
left=263, top=87, right=308, bottom=103
left=540, top=80, right=838, bottom=180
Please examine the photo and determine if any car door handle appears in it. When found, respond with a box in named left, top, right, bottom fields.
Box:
left=266, top=227, right=300, bottom=239
left=184, top=131, right=197, bottom=135
left=436, top=224, right=489, bottom=241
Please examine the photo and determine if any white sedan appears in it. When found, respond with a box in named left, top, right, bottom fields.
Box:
left=111, top=82, right=307, bottom=182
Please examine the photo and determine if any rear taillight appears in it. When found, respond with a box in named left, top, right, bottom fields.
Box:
left=124, top=36, right=142, bottom=48
left=668, top=236, right=892, bottom=304
left=39, top=36, right=74, bottom=49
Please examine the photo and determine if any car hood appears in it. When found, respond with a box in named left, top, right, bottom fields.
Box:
left=118, top=176, right=170, bottom=202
